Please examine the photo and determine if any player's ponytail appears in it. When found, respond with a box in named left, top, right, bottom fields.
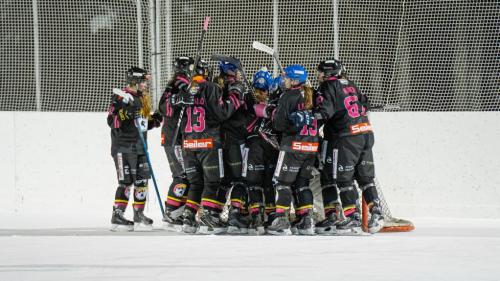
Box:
left=304, top=85, right=314, bottom=110
left=253, top=89, right=268, bottom=103
left=140, top=90, right=153, bottom=118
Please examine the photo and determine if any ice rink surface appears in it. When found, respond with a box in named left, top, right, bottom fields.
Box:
left=1, top=218, right=499, bottom=281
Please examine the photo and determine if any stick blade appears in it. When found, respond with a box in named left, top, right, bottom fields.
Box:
left=252, top=41, right=274, bottom=55
left=211, top=54, right=242, bottom=68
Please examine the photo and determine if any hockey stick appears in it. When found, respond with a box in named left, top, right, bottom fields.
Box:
left=113, top=88, right=134, bottom=104
left=252, top=41, right=284, bottom=73
left=211, top=53, right=252, bottom=93
left=112, top=89, right=165, bottom=216
left=135, top=118, right=165, bottom=217
left=171, top=16, right=210, bottom=148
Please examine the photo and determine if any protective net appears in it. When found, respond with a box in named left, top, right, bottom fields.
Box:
left=1, top=0, right=498, bottom=111
left=1, top=0, right=150, bottom=111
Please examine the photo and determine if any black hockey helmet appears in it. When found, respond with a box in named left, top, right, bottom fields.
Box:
left=317, top=59, right=346, bottom=78
left=194, top=59, right=210, bottom=77
left=126, top=67, right=148, bottom=84
left=173, top=56, right=195, bottom=77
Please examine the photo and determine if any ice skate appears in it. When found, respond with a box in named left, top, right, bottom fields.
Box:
left=133, top=209, right=154, bottom=231
left=266, top=215, right=292, bottom=236
left=368, top=204, right=385, bottom=234
left=263, top=212, right=276, bottom=232
left=337, top=212, right=363, bottom=235
left=291, top=210, right=314, bottom=235
left=198, top=209, right=227, bottom=235
left=110, top=207, right=134, bottom=232
left=315, top=212, right=340, bottom=235
left=162, top=206, right=185, bottom=232
left=181, top=208, right=198, bottom=234
left=248, top=211, right=265, bottom=236
left=227, top=207, right=249, bottom=235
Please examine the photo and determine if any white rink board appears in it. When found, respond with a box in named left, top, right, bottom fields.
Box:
left=0, top=111, right=499, bottom=227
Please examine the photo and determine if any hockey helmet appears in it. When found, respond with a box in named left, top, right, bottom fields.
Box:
left=283, top=64, right=308, bottom=84
left=126, top=67, right=148, bottom=84
left=194, top=59, right=210, bottom=77
left=173, top=56, right=195, bottom=77
left=219, top=61, right=239, bottom=76
left=253, top=69, right=273, bottom=91
left=317, top=59, right=346, bottom=78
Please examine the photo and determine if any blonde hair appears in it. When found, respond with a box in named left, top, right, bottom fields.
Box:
left=140, top=89, right=153, bottom=118
left=253, top=89, right=268, bottom=103
left=303, top=86, right=314, bottom=110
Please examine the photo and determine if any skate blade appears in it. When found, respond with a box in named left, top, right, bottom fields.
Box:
left=227, top=226, right=248, bottom=235
left=110, top=224, right=134, bottom=232
left=248, top=227, right=265, bottom=236
left=163, top=222, right=183, bottom=232
left=337, top=227, right=371, bottom=236
left=297, top=228, right=315, bottom=236
left=134, top=223, right=153, bottom=232
left=368, top=219, right=385, bottom=234
left=266, top=228, right=292, bottom=236
left=182, top=225, right=198, bottom=234
left=315, top=226, right=338, bottom=235
left=198, top=225, right=227, bottom=235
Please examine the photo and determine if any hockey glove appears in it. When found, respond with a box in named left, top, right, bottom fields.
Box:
left=289, top=110, right=313, bottom=131
left=148, top=111, right=162, bottom=129
left=174, top=75, right=190, bottom=91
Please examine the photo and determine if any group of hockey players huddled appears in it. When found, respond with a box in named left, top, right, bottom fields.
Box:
left=106, top=56, right=385, bottom=236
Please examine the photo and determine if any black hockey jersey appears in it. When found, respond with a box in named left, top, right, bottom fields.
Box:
left=272, top=87, right=319, bottom=154
left=157, top=83, right=183, bottom=147
left=316, top=76, right=372, bottom=139
left=181, top=78, right=242, bottom=151
left=221, top=81, right=251, bottom=144
left=107, top=88, right=159, bottom=155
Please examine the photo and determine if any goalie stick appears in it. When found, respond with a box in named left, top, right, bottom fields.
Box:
left=252, top=41, right=284, bottom=73
left=112, top=88, right=165, bottom=217
left=171, top=16, right=211, bottom=148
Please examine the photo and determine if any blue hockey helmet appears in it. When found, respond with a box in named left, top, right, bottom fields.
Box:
left=219, top=61, right=239, bottom=76
left=270, top=76, right=284, bottom=92
left=253, top=69, right=273, bottom=91
left=283, top=65, right=308, bottom=84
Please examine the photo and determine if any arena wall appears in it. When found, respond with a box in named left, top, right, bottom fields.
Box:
left=1, top=112, right=499, bottom=227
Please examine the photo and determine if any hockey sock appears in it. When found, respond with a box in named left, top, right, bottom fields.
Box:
left=248, top=186, right=264, bottom=214
left=185, top=183, right=203, bottom=212
left=229, top=181, right=247, bottom=210
left=360, top=182, right=379, bottom=207
left=165, top=182, right=188, bottom=210
left=293, top=185, right=313, bottom=216
left=133, top=186, right=148, bottom=211
left=339, top=184, right=358, bottom=217
left=201, top=182, right=224, bottom=212
left=275, top=185, right=292, bottom=215
left=321, top=182, right=339, bottom=214
left=114, top=185, right=131, bottom=210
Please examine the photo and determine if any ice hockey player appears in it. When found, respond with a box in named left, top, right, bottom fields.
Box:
left=268, top=65, right=319, bottom=235
left=215, top=60, right=252, bottom=234
left=244, top=68, right=280, bottom=235
left=315, top=59, right=384, bottom=234
left=180, top=59, right=244, bottom=234
left=107, top=67, right=162, bottom=231
left=157, top=57, right=194, bottom=231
